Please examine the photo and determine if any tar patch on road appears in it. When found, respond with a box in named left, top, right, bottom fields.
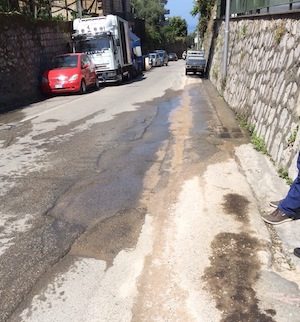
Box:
left=222, top=193, right=250, bottom=223
left=203, top=232, right=276, bottom=322
left=70, top=208, right=146, bottom=268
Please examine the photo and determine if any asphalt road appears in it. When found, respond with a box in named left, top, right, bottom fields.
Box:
left=1, top=61, right=300, bottom=322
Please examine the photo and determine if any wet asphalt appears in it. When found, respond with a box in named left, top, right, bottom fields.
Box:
left=1, top=62, right=299, bottom=321
left=0, top=68, right=183, bottom=321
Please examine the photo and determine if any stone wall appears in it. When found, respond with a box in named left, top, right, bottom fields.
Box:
left=208, top=14, right=300, bottom=177
left=0, top=14, right=72, bottom=111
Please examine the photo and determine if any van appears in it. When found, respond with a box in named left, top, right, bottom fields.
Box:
left=155, top=50, right=169, bottom=66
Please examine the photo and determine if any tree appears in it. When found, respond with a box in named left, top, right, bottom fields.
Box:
left=131, top=0, right=167, bottom=48
left=0, top=0, right=19, bottom=11
left=166, top=16, right=188, bottom=38
left=191, top=0, right=215, bottom=37
left=0, top=0, right=52, bottom=18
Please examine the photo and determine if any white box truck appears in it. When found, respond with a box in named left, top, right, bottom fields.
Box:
left=72, top=15, right=135, bottom=83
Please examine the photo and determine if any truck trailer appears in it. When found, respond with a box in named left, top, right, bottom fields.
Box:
left=72, top=15, right=140, bottom=83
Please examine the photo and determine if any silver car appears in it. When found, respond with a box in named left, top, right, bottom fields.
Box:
left=149, top=53, right=163, bottom=67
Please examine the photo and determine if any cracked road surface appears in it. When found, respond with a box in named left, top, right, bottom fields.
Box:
left=1, top=61, right=300, bottom=322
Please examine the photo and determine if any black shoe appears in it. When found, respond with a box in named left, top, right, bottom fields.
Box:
left=294, top=248, right=300, bottom=258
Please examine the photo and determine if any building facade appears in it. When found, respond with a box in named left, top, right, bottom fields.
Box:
left=51, top=0, right=132, bottom=20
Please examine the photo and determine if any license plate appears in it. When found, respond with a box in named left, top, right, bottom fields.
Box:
left=55, top=84, right=64, bottom=89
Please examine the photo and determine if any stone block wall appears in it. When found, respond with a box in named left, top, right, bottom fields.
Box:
left=0, top=14, right=72, bottom=111
left=209, top=14, right=300, bottom=177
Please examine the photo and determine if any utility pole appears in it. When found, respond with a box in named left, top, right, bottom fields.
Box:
left=222, top=0, right=230, bottom=80
left=76, top=0, right=82, bottom=18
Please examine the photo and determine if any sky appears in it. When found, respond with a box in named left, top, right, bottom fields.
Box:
left=166, top=0, right=198, bottom=33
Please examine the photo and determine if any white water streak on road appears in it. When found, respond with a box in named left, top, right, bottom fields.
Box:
left=19, top=215, right=154, bottom=322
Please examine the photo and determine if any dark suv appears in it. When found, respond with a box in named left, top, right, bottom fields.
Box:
left=155, top=50, right=168, bottom=66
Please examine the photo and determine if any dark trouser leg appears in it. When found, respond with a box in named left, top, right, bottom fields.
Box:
left=279, top=152, right=300, bottom=219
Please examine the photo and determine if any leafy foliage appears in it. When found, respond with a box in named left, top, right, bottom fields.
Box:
left=162, top=16, right=188, bottom=44
left=0, top=0, right=19, bottom=11
left=191, top=0, right=215, bottom=37
left=132, top=0, right=188, bottom=50
left=0, top=0, right=53, bottom=19
left=165, top=16, right=188, bottom=38
left=131, top=0, right=166, bottom=46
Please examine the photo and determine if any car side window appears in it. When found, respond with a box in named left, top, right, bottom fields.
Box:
left=81, top=55, right=89, bottom=68
left=87, top=56, right=94, bottom=67
left=81, top=56, right=85, bottom=69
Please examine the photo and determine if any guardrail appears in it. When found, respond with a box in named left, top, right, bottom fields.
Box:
left=217, top=0, right=300, bottom=17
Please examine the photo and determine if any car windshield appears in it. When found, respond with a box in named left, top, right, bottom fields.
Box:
left=157, top=52, right=164, bottom=58
left=149, top=54, right=157, bottom=58
left=52, top=55, right=78, bottom=69
left=76, top=38, right=111, bottom=53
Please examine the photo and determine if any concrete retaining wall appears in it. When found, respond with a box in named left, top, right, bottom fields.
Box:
left=209, top=14, right=300, bottom=178
left=0, top=14, right=72, bottom=111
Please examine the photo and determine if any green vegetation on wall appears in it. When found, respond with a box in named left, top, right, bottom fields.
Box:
left=0, top=0, right=53, bottom=19
left=191, top=0, right=216, bottom=38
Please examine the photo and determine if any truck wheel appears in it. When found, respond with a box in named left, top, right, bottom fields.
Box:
left=117, top=74, right=123, bottom=85
left=80, top=80, right=87, bottom=94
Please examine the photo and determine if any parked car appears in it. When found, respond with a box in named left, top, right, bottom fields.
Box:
left=168, top=53, right=178, bottom=61
left=187, top=50, right=205, bottom=59
left=185, top=52, right=206, bottom=76
left=155, top=50, right=169, bottom=66
left=41, top=53, right=99, bottom=95
left=149, top=52, right=163, bottom=67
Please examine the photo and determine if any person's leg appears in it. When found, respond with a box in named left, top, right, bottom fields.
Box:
left=279, top=152, right=300, bottom=219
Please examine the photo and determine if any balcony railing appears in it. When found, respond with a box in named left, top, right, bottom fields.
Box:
left=217, top=0, right=300, bottom=17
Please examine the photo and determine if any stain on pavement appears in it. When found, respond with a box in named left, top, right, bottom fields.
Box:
left=203, top=232, right=276, bottom=322
left=223, top=193, right=250, bottom=223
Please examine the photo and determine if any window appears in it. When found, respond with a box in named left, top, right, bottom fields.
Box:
left=52, top=55, right=78, bottom=68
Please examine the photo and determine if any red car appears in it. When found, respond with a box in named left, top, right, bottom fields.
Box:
left=41, top=53, right=99, bottom=95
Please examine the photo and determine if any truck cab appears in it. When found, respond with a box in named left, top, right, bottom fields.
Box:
left=73, top=32, right=121, bottom=82
left=72, top=15, right=133, bottom=83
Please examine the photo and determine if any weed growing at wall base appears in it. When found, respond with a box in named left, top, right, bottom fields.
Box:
left=278, top=167, right=293, bottom=186
left=237, top=114, right=267, bottom=154
left=251, top=131, right=268, bottom=154
left=237, top=115, right=293, bottom=185
left=287, top=125, right=299, bottom=146
left=236, top=114, right=254, bottom=134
